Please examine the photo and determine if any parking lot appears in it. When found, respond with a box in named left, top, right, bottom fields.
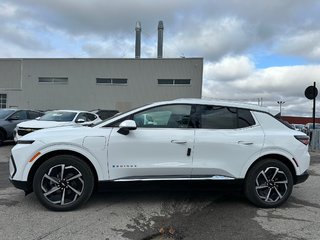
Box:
left=1, top=143, right=320, bottom=240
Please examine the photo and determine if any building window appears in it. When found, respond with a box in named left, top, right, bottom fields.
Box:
left=0, top=94, right=7, bottom=108
left=96, top=78, right=128, bottom=85
left=158, top=79, right=191, bottom=85
left=38, top=77, right=68, bottom=84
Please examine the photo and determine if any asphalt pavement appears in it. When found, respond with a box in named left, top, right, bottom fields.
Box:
left=1, top=143, right=320, bottom=240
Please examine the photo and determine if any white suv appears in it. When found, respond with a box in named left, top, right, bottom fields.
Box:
left=9, top=99, right=310, bottom=211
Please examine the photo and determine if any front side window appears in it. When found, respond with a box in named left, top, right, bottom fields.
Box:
left=195, top=105, right=255, bottom=129
left=85, top=113, right=97, bottom=121
left=132, top=105, right=192, bottom=128
left=10, top=110, right=28, bottom=120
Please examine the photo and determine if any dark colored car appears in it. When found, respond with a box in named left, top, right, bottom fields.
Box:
left=90, top=109, right=119, bottom=120
left=0, top=109, right=44, bottom=145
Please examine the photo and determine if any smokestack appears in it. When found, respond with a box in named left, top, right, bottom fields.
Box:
left=135, top=21, right=141, bottom=58
left=157, top=21, right=164, bottom=58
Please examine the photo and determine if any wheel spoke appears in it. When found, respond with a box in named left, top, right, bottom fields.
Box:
left=60, top=164, right=65, bottom=180
left=274, top=180, right=288, bottom=184
left=43, top=174, right=59, bottom=184
left=44, top=186, right=60, bottom=197
left=265, top=188, right=272, bottom=202
left=261, top=170, right=269, bottom=182
left=274, top=187, right=283, bottom=199
left=256, top=185, right=268, bottom=190
left=271, top=168, right=279, bottom=181
left=61, top=188, right=66, bottom=205
left=68, top=185, right=82, bottom=196
left=66, top=173, right=82, bottom=182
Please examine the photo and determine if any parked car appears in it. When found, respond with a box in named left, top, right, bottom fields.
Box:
left=292, top=124, right=304, bottom=132
left=9, top=99, right=310, bottom=211
left=14, top=110, right=102, bottom=141
left=90, top=109, right=119, bottom=120
left=302, top=123, right=320, bottom=135
left=0, top=109, right=43, bottom=145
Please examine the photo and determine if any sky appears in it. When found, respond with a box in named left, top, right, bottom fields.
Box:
left=1, top=0, right=320, bottom=116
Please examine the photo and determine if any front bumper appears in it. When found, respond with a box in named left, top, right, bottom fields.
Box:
left=295, top=170, right=309, bottom=184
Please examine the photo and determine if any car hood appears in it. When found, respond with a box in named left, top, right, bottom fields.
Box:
left=17, top=120, right=76, bottom=129
left=19, top=125, right=112, bottom=144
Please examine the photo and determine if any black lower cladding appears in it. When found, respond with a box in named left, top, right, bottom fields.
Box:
left=295, top=170, right=309, bottom=184
left=97, top=179, right=244, bottom=192
left=9, top=179, right=32, bottom=194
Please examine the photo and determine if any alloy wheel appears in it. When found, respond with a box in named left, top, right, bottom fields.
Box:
left=40, top=164, right=84, bottom=205
left=255, top=167, right=288, bottom=203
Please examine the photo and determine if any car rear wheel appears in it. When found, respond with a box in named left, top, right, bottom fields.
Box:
left=244, top=159, right=293, bottom=208
left=33, top=155, right=94, bottom=211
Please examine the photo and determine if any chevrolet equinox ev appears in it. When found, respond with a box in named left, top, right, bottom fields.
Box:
left=9, top=99, right=310, bottom=211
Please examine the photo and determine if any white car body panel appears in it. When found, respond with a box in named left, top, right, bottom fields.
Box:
left=107, top=128, right=194, bottom=180
left=193, top=125, right=265, bottom=178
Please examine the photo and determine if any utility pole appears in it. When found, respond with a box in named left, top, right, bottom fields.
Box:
left=277, top=101, right=285, bottom=116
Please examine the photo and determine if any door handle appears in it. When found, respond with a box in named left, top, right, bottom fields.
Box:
left=238, top=141, right=253, bottom=145
left=171, top=140, right=187, bottom=144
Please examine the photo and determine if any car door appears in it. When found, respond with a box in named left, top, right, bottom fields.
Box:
left=192, top=105, right=264, bottom=179
left=107, top=104, right=195, bottom=180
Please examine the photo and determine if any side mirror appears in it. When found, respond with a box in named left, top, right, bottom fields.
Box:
left=8, top=116, right=19, bottom=121
left=76, top=119, right=85, bottom=124
left=117, top=120, right=137, bottom=135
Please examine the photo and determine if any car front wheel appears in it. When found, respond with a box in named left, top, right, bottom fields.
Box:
left=33, top=155, right=94, bottom=211
left=244, top=159, right=293, bottom=208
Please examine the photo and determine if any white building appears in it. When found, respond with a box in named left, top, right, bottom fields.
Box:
left=0, top=58, right=203, bottom=111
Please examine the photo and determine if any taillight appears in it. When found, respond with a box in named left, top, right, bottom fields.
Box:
left=294, top=135, right=310, bottom=145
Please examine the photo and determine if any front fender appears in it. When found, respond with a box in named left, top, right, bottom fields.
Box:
left=22, top=143, right=107, bottom=182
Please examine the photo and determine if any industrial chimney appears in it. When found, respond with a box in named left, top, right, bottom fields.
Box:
left=157, top=21, right=164, bottom=58
left=135, top=21, right=141, bottom=58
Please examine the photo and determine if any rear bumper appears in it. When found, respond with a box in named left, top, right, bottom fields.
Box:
left=295, top=170, right=309, bottom=184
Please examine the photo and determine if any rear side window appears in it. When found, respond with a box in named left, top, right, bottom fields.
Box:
left=28, top=111, right=43, bottom=119
left=195, top=105, right=255, bottom=129
left=238, top=109, right=256, bottom=128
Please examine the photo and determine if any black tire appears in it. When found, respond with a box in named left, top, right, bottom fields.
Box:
left=33, top=155, right=94, bottom=211
left=0, top=131, right=5, bottom=146
left=244, top=159, right=293, bottom=208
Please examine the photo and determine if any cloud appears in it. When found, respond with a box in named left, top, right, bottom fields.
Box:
left=204, top=55, right=254, bottom=81
left=167, top=17, right=253, bottom=60
left=276, top=31, right=320, bottom=61
left=203, top=56, right=320, bottom=116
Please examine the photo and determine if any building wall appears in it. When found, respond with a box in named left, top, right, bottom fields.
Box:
left=0, top=58, right=203, bottom=111
left=281, top=116, right=320, bottom=125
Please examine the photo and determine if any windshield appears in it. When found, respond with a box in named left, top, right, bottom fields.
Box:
left=39, top=111, right=77, bottom=122
left=0, top=109, right=15, bottom=119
